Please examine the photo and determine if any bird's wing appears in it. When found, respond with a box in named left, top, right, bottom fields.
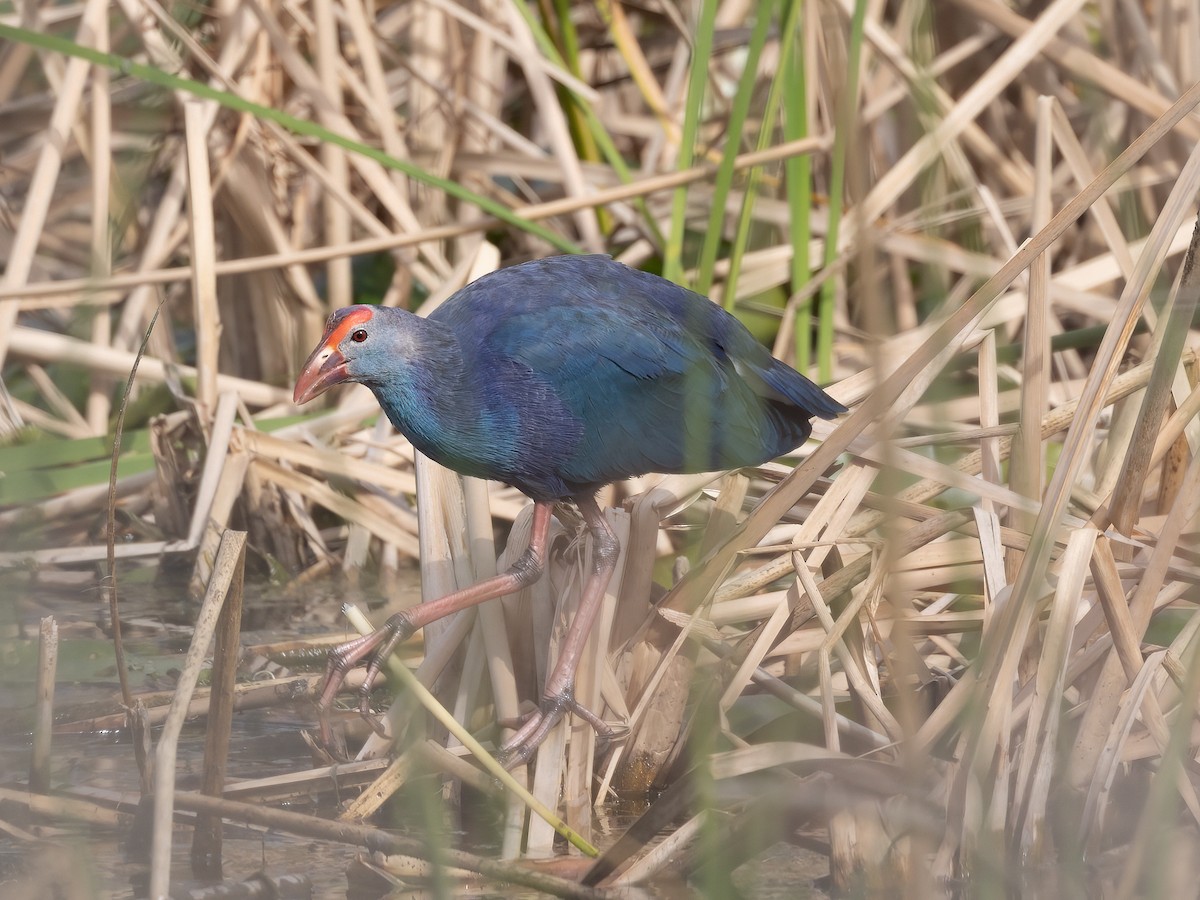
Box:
left=480, top=298, right=784, bottom=481
left=438, top=258, right=843, bottom=487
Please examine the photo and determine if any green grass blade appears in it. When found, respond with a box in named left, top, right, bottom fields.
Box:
left=519, top=0, right=664, bottom=243
left=722, top=0, right=804, bottom=314
left=816, top=0, right=869, bottom=380
left=694, top=0, right=777, bottom=296
left=663, top=0, right=719, bottom=285
left=784, top=0, right=813, bottom=370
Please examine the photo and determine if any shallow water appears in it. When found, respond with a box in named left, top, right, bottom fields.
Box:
left=0, top=567, right=827, bottom=898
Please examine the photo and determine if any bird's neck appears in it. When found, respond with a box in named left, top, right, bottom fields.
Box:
left=365, top=316, right=484, bottom=449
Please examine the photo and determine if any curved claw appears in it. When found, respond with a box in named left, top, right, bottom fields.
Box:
left=356, top=614, right=416, bottom=736
left=497, top=687, right=617, bottom=769
left=314, top=611, right=415, bottom=752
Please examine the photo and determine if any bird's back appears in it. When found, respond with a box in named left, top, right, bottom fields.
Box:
left=422, top=256, right=844, bottom=500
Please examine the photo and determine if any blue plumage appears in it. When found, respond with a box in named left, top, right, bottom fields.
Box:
left=312, top=256, right=844, bottom=504
left=315, top=255, right=844, bottom=500
left=293, top=255, right=846, bottom=761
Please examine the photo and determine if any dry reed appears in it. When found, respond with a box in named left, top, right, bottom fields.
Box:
left=3, top=0, right=1200, bottom=895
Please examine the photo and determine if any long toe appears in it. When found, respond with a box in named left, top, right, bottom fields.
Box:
left=316, top=615, right=414, bottom=755
left=498, top=691, right=615, bottom=769
left=497, top=706, right=555, bottom=769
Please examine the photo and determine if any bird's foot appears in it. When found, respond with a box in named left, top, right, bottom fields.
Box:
left=496, top=688, right=619, bottom=769
left=315, top=612, right=416, bottom=755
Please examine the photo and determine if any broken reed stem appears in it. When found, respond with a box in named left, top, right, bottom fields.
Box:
left=190, top=531, right=246, bottom=877
left=0, top=785, right=125, bottom=828
left=148, top=529, right=247, bottom=900
left=29, top=616, right=58, bottom=794
left=184, top=99, right=219, bottom=413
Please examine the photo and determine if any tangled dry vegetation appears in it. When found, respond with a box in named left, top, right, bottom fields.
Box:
left=4, top=0, right=1200, bottom=896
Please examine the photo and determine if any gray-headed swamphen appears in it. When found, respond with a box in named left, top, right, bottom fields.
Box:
left=293, top=254, right=846, bottom=765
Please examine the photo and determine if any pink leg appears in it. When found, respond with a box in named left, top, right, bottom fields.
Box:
left=499, top=494, right=619, bottom=768
left=316, top=501, right=554, bottom=749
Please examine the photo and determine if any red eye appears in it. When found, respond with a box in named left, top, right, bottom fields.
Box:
left=351, top=329, right=368, bottom=343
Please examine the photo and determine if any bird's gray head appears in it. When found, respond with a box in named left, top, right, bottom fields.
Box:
left=293, top=305, right=424, bottom=403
